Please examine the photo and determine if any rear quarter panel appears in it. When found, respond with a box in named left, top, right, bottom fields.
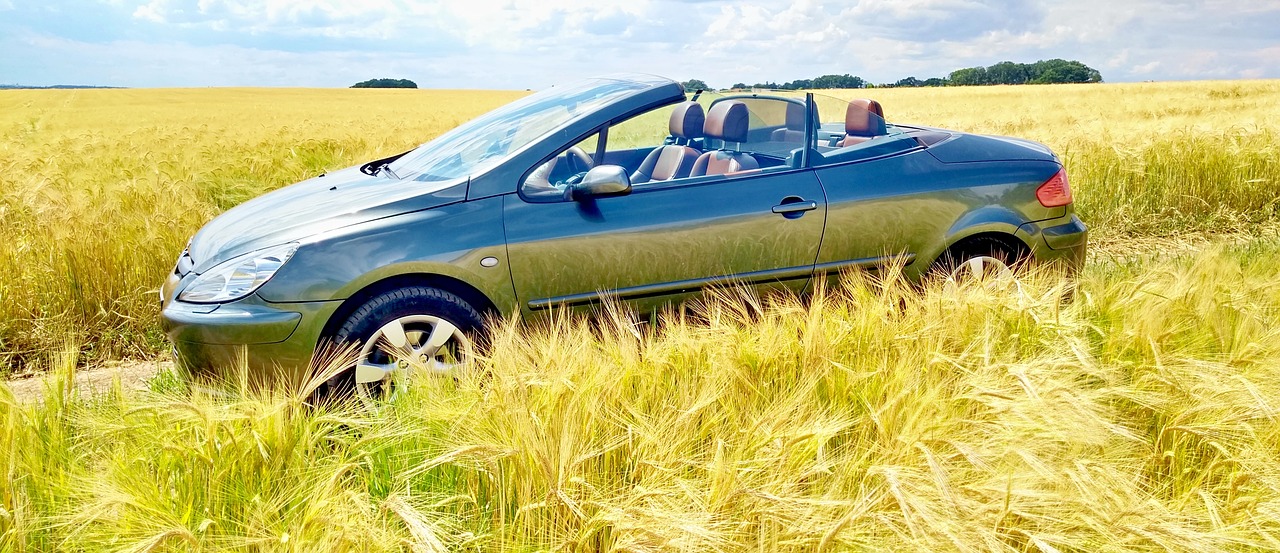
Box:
left=814, top=147, right=1063, bottom=278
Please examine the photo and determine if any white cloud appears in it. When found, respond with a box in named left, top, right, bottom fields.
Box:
left=132, top=0, right=168, bottom=22
left=2, top=0, right=1278, bottom=87
left=1258, top=45, right=1280, bottom=64
left=1131, top=61, right=1161, bottom=75
left=1103, top=49, right=1129, bottom=70
left=125, top=0, right=421, bottom=39
left=6, top=32, right=426, bottom=87
left=120, top=0, right=655, bottom=44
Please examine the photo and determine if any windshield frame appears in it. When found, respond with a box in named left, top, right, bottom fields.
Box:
left=386, top=77, right=658, bottom=183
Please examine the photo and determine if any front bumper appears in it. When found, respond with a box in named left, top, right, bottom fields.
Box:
left=161, top=292, right=341, bottom=383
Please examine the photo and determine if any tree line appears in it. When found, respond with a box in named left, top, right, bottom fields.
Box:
left=688, top=59, right=1101, bottom=91
left=350, top=78, right=418, bottom=89
left=943, top=59, right=1102, bottom=87
left=724, top=74, right=867, bottom=91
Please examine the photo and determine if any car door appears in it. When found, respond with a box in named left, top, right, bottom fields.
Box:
left=503, top=169, right=827, bottom=314
left=811, top=136, right=933, bottom=270
left=806, top=94, right=945, bottom=280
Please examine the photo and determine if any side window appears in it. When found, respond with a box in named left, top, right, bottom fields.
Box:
left=519, top=101, right=681, bottom=201
left=706, top=96, right=809, bottom=159
left=519, top=97, right=817, bottom=201
left=685, top=96, right=812, bottom=174
left=520, top=132, right=601, bottom=201
left=605, top=108, right=671, bottom=151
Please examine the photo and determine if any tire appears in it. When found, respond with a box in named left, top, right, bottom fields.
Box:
left=934, top=237, right=1023, bottom=294
left=327, top=286, right=484, bottom=399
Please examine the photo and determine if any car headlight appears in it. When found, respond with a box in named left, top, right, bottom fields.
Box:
left=178, top=243, right=299, bottom=304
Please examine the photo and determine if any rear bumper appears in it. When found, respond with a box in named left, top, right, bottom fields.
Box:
left=1043, top=214, right=1087, bottom=251
left=1020, top=213, right=1088, bottom=269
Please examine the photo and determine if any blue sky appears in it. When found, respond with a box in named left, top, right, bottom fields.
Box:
left=2, top=0, right=1278, bottom=89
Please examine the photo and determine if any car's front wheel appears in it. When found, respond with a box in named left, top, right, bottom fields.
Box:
left=329, top=286, right=483, bottom=399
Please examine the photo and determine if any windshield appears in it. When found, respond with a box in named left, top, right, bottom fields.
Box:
left=387, top=78, right=649, bottom=182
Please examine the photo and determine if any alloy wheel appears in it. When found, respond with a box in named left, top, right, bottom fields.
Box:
left=943, top=255, right=1023, bottom=295
left=353, top=314, right=473, bottom=399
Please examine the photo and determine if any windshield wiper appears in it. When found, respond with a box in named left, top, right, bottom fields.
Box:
left=359, top=149, right=413, bottom=177
left=377, top=164, right=400, bottom=179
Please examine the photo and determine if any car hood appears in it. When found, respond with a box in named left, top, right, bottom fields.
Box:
left=187, top=165, right=467, bottom=273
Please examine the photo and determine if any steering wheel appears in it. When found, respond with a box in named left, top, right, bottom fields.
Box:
left=563, top=146, right=594, bottom=173
left=562, top=146, right=595, bottom=184
left=523, top=146, right=595, bottom=193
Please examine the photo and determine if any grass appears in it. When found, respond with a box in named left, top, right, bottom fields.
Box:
left=832, top=81, right=1280, bottom=237
left=2, top=80, right=1280, bottom=549
left=2, top=240, right=1280, bottom=550
left=0, top=88, right=524, bottom=370
left=2, top=81, right=1279, bottom=368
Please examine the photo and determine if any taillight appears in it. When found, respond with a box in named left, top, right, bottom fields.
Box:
left=1036, top=168, right=1072, bottom=207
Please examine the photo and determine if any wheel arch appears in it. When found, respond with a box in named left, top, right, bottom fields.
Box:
left=917, top=204, right=1035, bottom=269
left=318, top=273, right=500, bottom=343
left=935, top=231, right=1033, bottom=271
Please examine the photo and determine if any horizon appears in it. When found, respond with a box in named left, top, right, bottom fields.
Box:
left=4, top=77, right=1279, bottom=92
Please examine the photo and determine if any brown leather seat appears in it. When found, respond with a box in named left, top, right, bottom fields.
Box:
left=839, top=99, right=886, bottom=147
left=630, top=102, right=704, bottom=184
left=690, top=100, right=759, bottom=176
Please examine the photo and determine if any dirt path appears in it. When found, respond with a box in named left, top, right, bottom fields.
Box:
left=5, top=359, right=171, bottom=402
left=1088, top=223, right=1280, bottom=263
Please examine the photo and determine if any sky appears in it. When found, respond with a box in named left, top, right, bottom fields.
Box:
left=2, top=0, right=1278, bottom=89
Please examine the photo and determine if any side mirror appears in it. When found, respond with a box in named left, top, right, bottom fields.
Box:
left=569, top=165, right=631, bottom=200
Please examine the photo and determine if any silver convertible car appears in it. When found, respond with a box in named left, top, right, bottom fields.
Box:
left=161, top=73, right=1086, bottom=394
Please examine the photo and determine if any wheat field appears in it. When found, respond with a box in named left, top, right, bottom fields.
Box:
left=4, top=245, right=1280, bottom=551
left=860, top=82, right=1280, bottom=238
left=0, top=88, right=525, bottom=369
left=1, top=81, right=1280, bottom=551
left=2, top=82, right=1278, bottom=368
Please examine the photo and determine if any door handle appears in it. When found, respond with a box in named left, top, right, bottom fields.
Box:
left=772, top=200, right=818, bottom=215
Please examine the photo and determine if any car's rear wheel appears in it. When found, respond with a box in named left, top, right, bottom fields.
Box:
left=936, top=237, right=1024, bottom=294
left=329, top=286, right=483, bottom=400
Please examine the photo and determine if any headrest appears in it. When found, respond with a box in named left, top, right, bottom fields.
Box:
left=785, top=101, right=807, bottom=130
left=845, top=99, right=886, bottom=138
left=668, top=101, right=704, bottom=140
left=705, top=100, right=750, bottom=143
